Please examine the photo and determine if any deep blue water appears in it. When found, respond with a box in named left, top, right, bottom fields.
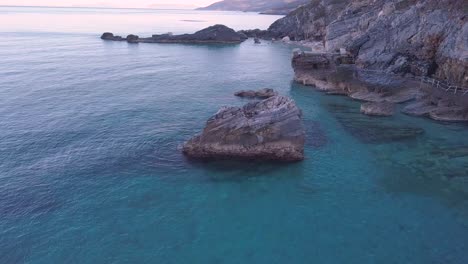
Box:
left=1, top=7, right=468, bottom=264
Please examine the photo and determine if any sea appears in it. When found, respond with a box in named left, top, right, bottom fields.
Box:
left=1, top=6, right=468, bottom=264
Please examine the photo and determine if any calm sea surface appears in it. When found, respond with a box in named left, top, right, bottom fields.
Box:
left=1, top=6, right=468, bottom=264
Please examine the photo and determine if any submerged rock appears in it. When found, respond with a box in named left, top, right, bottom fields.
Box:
left=328, top=103, right=424, bottom=144
left=403, top=99, right=468, bottom=122
left=360, top=101, right=395, bottom=116
left=101, top=25, right=246, bottom=44
left=183, top=96, right=305, bottom=161
left=303, top=120, right=328, bottom=149
left=234, top=88, right=278, bottom=99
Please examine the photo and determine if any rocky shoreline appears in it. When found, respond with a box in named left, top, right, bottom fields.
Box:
left=101, top=25, right=247, bottom=44
left=291, top=50, right=468, bottom=122
left=238, top=0, right=467, bottom=123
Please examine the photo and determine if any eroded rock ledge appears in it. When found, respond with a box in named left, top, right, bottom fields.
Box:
left=101, top=25, right=247, bottom=44
left=183, top=96, right=305, bottom=161
left=292, top=50, right=468, bottom=122
left=361, top=101, right=395, bottom=117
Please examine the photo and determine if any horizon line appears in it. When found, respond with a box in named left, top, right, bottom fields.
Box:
left=0, top=5, right=204, bottom=11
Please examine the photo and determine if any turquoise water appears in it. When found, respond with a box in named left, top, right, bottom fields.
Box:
left=1, top=7, right=468, bottom=264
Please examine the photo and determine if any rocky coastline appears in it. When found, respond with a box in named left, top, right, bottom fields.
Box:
left=236, top=0, right=467, bottom=123
left=291, top=50, right=468, bottom=122
left=99, top=0, right=467, bottom=162
left=264, top=0, right=467, bottom=122
left=101, top=25, right=247, bottom=44
left=100, top=0, right=466, bottom=122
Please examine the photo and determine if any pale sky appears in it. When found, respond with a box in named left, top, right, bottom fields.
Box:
left=0, top=0, right=218, bottom=8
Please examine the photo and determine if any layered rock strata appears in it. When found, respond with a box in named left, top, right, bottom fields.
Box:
left=183, top=96, right=305, bottom=161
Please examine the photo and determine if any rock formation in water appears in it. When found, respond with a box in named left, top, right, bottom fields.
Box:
left=197, top=0, right=310, bottom=15
left=234, top=88, right=278, bottom=99
left=183, top=96, right=305, bottom=161
left=101, top=25, right=246, bottom=44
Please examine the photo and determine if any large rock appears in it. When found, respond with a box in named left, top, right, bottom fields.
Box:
left=101, top=25, right=246, bottom=44
left=152, top=25, right=245, bottom=44
left=183, top=96, right=305, bottom=161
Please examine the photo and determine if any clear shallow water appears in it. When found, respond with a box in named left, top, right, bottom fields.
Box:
left=1, top=6, right=468, bottom=264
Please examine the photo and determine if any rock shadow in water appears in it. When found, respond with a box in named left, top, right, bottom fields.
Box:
left=374, top=140, right=468, bottom=201
left=303, top=119, right=328, bottom=149
left=327, top=103, right=424, bottom=144
left=186, top=158, right=302, bottom=183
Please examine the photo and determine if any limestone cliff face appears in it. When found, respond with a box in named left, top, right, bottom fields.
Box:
left=269, top=0, right=467, bottom=87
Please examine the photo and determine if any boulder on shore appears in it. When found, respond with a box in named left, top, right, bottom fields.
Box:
left=234, top=88, right=278, bottom=99
left=101, top=25, right=246, bottom=44
left=360, top=101, right=395, bottom=116
left=183, top=96, right=305, bottom=161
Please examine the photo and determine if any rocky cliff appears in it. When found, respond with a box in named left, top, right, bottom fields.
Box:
left=269, top=0, right=467, bottom=87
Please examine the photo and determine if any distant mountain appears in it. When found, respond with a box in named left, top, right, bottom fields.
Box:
left=197, top=0, right=310, bottom=15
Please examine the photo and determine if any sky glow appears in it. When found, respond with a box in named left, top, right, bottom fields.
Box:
left=0, top=0, right=218, bottom=8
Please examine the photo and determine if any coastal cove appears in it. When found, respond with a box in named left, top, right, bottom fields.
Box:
left=1, top=6, right=468, bottom=264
